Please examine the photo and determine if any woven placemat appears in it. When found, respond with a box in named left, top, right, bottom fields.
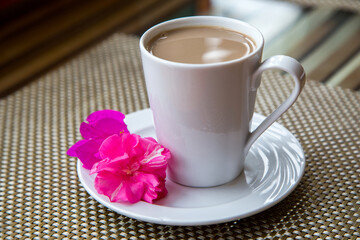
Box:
left=284, top=0, right=360, bottom=13
left=0, top=33, right=359, bottom=239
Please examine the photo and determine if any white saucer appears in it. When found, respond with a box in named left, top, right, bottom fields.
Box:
left=78, top=108, right=305, bottom=226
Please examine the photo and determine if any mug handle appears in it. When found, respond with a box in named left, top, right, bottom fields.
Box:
left=244, top=55, right=306, bottom=154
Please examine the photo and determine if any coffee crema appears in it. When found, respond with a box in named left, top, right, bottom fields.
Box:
left=146, top=26, right=256, bottom=64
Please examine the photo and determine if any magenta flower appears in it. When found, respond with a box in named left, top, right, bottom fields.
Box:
left=90, top=133, right=170, bottom=203
left=67, top=110, right=129, bottom=169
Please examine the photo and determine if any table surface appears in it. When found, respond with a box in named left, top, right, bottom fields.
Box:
left=0, top=32, right=359, bottom=239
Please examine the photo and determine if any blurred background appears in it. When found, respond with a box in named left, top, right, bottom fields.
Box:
left=0, top=0, right=359, bottom=96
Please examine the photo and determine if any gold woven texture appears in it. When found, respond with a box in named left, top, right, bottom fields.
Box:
left=0, top=34, right=359, bottom=239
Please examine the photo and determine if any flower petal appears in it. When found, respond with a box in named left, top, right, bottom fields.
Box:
left=79, top=122, right=102, bottom=140
left=133, top=172, right=167, bottom=203
left=90, top=156, right=129, bottom=175
left=143, top=137, right=158, bottom=144
left=78, top=110, right=129, bottom=140
left=67, top=139, right=87, bottom=157
left=99, top=133, right=138, bottom=160
left=93, top=171, right=123, bottom=198
left=155, top=180, right=168, bottom=200
left=74, top=139, right=102, bottom=169
left=86, top=109, right=126, bottom=124
left=94, top=171, right=144, bottom=203
left=121, top=180, right=144, bottom=203
left=80, top=112, right=129, bottom=140
left=94, top=118, right=129, bottom=138
left=137, top=139, right=170, bottom=179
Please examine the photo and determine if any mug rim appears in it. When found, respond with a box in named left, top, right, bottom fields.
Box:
left=139, top=16, right=264, bottom=68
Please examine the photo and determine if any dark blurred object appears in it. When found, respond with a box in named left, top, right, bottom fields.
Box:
left=209, top=0, right=360, bottom=90
left=0, top=0, right=47, bottom=23
left=0, top=0, right=201, bottom=97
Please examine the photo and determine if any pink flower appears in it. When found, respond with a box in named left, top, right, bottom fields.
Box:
left=67, top=110, right=129, bottom=169
left=90, top=133, right=170, bottom=203
left=67, top=109, right=171, bottom=204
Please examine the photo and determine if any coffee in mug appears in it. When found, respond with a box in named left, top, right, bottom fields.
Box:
left=146, top=26, right=256, bottom=64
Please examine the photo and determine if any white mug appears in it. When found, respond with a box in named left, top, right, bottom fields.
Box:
left=139, top=16, right=305, bottom=187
